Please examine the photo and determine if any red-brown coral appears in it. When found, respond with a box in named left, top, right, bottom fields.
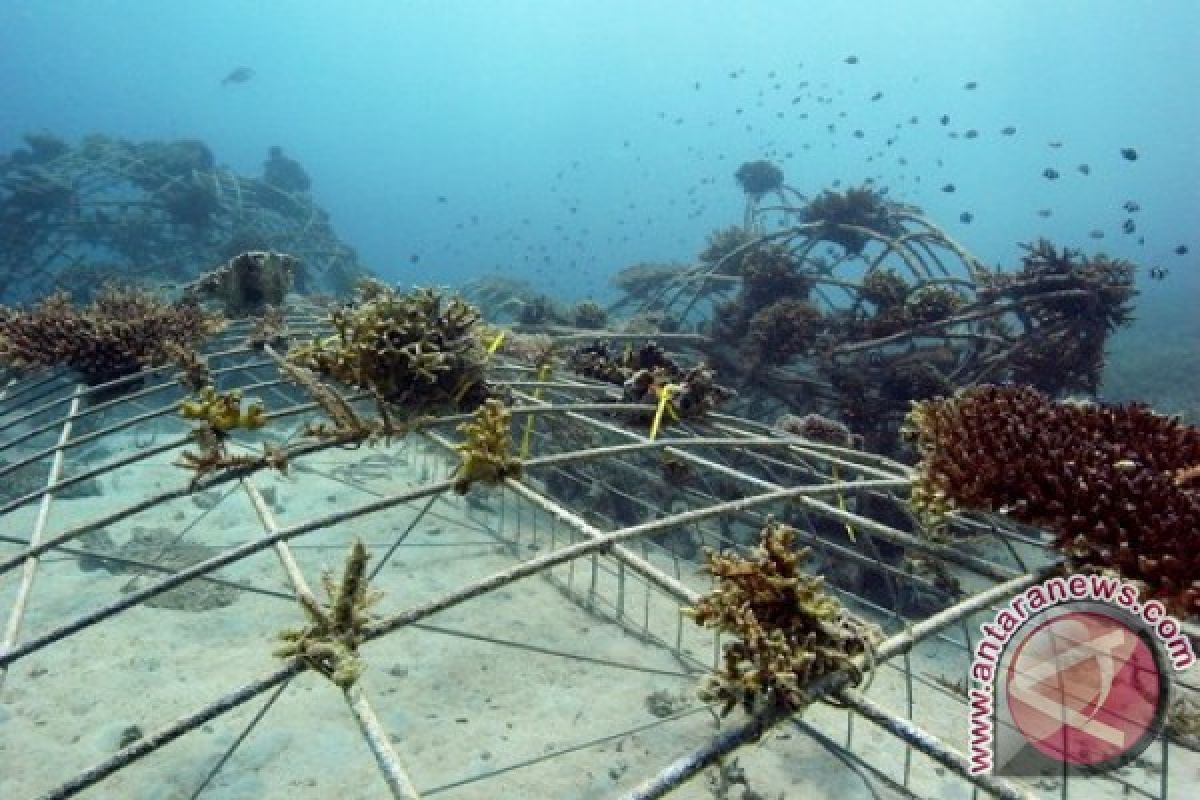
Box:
left=905, top=385, right=1200, bottom=616
left=0, top=284, right=222, bottom=385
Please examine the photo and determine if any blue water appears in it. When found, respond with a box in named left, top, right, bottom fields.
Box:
left=3, top=0, right=1198, bottom=405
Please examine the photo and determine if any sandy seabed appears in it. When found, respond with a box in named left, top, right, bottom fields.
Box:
left=0, top=427, right=1195, bottom=800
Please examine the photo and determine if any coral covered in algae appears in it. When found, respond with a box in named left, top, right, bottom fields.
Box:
left=799, top=185, right=905, bottom=256
left=289, top=284, right=490, bottom=413
left=747, top=299, right=824, bottom=365
left=454, top=398, right=522, bottom=494
left=275, top=539, right=381, bottom=688
left=699, top=226, right=757, bottom=274
left=734, top=160, right=785, bottom=197
left=0, top=284, right=222, bottom=385
left=859, top=269, right=910, bottom=310
left=184, top=250, right=296, bottom=318
left=982, top=239, right=1137, bottom=395
left=904, top=285, right=964, bottom=324
left=905, top=385, right=1200, bottom=616
left=684, top=520, right=877, bottom=715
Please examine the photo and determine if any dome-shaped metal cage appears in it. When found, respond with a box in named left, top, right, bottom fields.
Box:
left=0, top=304, right=1194, bottom=799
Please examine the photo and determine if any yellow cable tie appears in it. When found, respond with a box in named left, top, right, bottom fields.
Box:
left=832, top=464, right=857, bottom=542
left=519, top=364, right=552, bottom=458
left=486, top=331, right=506, bottom=354
left=649, top=384, right=678, bottom=441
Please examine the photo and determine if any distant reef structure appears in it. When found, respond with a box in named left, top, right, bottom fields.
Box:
left=606, top=162, right=1140, bottom=453
left=0, top=131, right=371, bottom=303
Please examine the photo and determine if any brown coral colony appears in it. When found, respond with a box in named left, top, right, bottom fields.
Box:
left=906, top=385, right=1200, bottom=616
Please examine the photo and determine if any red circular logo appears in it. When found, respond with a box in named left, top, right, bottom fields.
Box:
left=1004, top=610, right=1162, bottom=767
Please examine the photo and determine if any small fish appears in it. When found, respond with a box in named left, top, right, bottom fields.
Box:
left=1043, top=168, right=1060, bottom=180
left=1149, top=267, right=1168, bottom=280
left=853, top=129, right=864, bottom=138
left=941, top=183, right=956, bottom=193
left=220, top=66, right=255, bottom=86
left=409, top=254, right=420, bottom=264
left=1121, top=147, right=1139, bottom=161
left=1122, top=219, right=1136, bottom=234
left=844, top=55, right=859, bottom=64
left=1089, top=229, right=1105, bottom=239
left=939, top=114, right=950, bottom=125
left=964, top=81, right=978, bottom=90
left=959, top=212, right=973, bottom=224
left=909, top=116, right=919, bottom=124
left=1048, top=141, right=1063, bottom=149
left=1077, top=164, right=1090, bottom=175
left=870, top=91, right=883, bottom=101
left=1123, top=200, right=1140, bottom=212
left=1001, top=126, right=1016, bottom=135
left=1175, top=245, right=1189, bottom=255
left=1037, top=209, right=1053, bottom=218
left=965, top=129, right=979, bottom=139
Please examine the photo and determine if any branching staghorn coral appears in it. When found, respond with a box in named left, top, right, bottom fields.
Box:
left=454, top=398, right=522, bottom=494
left=683, top=519, right=878, bottom=716
left=275, top=539, right=381, bottom=688
left=163, top=341, right=210, bottom=392
left=288, top=284, right=490, bottom=414
left=904, top=385, right=1200, bottom=616
left=176, top=385, right=286, bottom=487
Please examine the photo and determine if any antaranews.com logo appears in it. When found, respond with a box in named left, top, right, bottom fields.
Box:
left=967, top=573, right=1195, bottom=776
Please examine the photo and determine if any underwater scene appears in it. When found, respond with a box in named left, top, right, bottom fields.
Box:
left=1, top=2, right=1198, bottom=798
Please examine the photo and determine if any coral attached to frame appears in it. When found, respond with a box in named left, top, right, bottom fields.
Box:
left=454, top=398, right=522, bottom=494
left=904, top=384, right=1200, bottom=616
left=683, top=519, right=878, bottom=716
left=275, top=539, right=381, bottom=689
left=0, top=284, right=222, bottom=385
left=289, top=283, right=491, bottom=414
left=183, top=250, right=295, bottom=318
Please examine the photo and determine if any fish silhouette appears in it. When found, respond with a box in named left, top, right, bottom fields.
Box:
left=221, top=66, right=255, bottom=86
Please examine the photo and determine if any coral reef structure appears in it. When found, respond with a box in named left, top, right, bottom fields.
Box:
left=981, top=239, right=1136, bottom=395
left=735, top=160, right=785, bottom=197
left=275, top=539, right=381, bottom=688
left=571, top=301, right=608, bottom=330
left=683, top=519, right=877, bottom=715
left=0, top=284, right=222, bottom=385
left=289, top=284, right=491, bottom=414
left=0, top=133, right=367, bottom=302
left=905, top=385, right=1200, bottom=616
left=184, top=251, right=296, bottom=318
left=454, top=398, right=522, bottom=494
left=799, top=185, right=905, bottom=256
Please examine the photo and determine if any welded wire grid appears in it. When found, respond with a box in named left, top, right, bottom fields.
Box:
left=0, top=315, right=1195, bottom=800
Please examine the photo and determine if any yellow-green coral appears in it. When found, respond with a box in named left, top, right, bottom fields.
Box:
left=288, top=284, right=489, bottom=413
left=454, top=398, right=522, bottom=494
left=180, top=385, right=266, bottom=432
left=275, top=539, right=381, bottom=688
left=683, top=519, right=877, bottom=716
